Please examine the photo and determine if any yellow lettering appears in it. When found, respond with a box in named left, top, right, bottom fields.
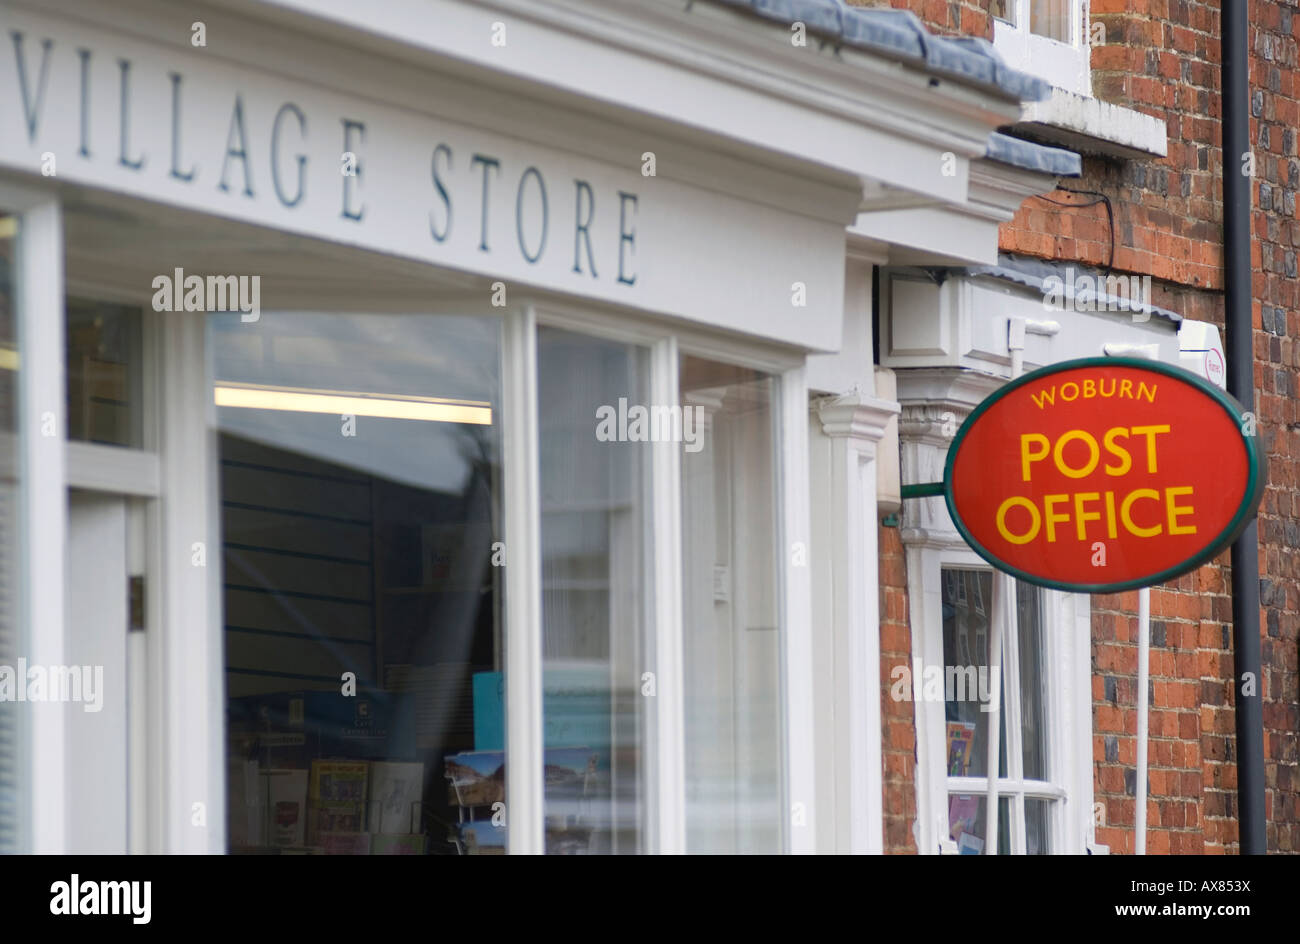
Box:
left=1103, top=427, right=1132, bottom=475
left=1030, top=388, right=1056, bottom=410
left=1061, top=382, right=1080, bottom=402
left=996, top=496, right=1041, bottom=545
left=1166, top=486, right=1197, bottom=535
left=1082, top=379, right=1096, bottom=398
left=1020, top=433, right=1050, bottom=481
left=1137, top=381, right=1157, bottom=403
left=1120, top=379, right=1133, bottom=398
left=1074, top=492, right=1102, bottom=540
left=1120, top=488, right=1163, bottom=538
left=1053, top=429, right=1100, bottom=478
left=1044, top=493, right=1070, bottom=543
left=1131, top=424, right=1171, bottom=473
left=1104, top=490, right=1118, bottom=538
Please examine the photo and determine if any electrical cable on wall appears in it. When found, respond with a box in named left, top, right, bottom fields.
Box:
left=1032, top=188, right=1117, bottom=270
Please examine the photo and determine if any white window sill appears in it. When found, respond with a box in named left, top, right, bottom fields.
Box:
left=1012, top=86, right=1168, bottom=160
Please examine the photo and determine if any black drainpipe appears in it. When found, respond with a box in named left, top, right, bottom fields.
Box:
left=1222, top=0, right=1266, bottom=855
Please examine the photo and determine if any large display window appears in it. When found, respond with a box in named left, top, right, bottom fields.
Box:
left=211, top=307, right=800, bottom=854
left=213, top=310, right=504, bottom=855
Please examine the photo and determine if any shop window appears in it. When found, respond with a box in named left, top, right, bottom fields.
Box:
left=680, top=355, right=783, bottom=853
left=537, top=327, right=654, bottom=854
left=215, top=310, right=504, bottom=855
left=941, top=569, right=1056, bottom=854
left=993, top=0, right=1091, bottom=96
left=66, top=299, right=142, bottom=448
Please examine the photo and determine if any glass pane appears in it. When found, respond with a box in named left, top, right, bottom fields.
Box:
left=66, top=298, right=142, bottom=447
left=681, top=356, right=782, bottom=853
left=941, top=569, right=1006, bottom=778
left=0, top=213, right=21, bottom=853
left=215, top=310, right=504, bottom=855
left=1017, top=582, right=1048, bottom=780
left=948, top=794, right=1011, bottom=854
left=1026, top=797, right=1053, bottom=854
left=537, top=328, right=652, bottom=854
left=1030, top=0, right=1072, bottom=42
left=991, top=0, right=1015, bottom=24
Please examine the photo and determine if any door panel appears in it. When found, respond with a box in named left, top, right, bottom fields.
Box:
left=65, top=491, right=128, bottom=853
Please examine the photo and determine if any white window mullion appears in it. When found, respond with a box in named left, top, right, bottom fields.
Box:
left=1002, top=584, right=1025, bottom=854
left=157, top=295, right=222, bottom=852
left=911, top=549, right=956, bottom=853
left=502, top=305, right=544, bottom=855
left=13, top=194, right=65, bottom=854
left=778, top=365, right=815, bottom=854
left=649, top=336, right=685, bottom=855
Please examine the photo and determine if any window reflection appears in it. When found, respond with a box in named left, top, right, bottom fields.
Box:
left=0, top=214, right=20, bottom=853
left=941, top=569, right=1007, bottom=779
left=538, top=328, right=652, bottom=854
left=216, top=311, right=504, bottom=855
left=681, top=356, right=782, bottom=854
left=66, top=298, right=142, bottom=448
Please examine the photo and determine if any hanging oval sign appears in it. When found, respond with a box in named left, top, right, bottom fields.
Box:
left=944, top=357, right=1264, bottom=593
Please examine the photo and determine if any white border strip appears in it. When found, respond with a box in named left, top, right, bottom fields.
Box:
left=503, top=306, right=544, bottom=854
left=16, top=196, right=66, bottom=853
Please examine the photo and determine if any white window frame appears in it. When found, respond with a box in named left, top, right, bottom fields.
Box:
left=2, top=180, right=65, bottom=854
left=906, top=539, right=1094, bottom=854
left=509, top=298, right=814, bottom=854
left=993, top=0, right=1092, bottom=97
left=12, top=215, right=815, bottom=854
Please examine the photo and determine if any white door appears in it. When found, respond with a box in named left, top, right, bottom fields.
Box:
left=65, top=490, right=141, bottom=853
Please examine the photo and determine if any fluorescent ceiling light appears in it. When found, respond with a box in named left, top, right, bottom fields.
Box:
left=214, top=381, right=492, bottom=425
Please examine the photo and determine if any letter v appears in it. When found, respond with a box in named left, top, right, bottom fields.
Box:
left=12, top=33, right=54, bottom=143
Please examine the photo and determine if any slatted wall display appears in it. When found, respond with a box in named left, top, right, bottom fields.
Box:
left=221, top=433, right=377, bottom=698
left=0, top=219, right=19, bottom=853
left=0, top=482, right=17, bottom=853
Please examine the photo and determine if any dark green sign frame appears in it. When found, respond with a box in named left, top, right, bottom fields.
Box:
left=934, top=356, right=1265, bottom=595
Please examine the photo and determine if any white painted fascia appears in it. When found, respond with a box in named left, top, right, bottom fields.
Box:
left=881, top=269, right=1181, bottom=377
left=1015, top=87, right=1168, bottom=160
left=226, top=0, right=1025, bottom=207
left=966, top=159, right=1062, bottom=221
left=851, top=157, right=1060, bottom=266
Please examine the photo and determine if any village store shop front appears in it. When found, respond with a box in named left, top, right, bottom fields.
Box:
left=0, top=0, right=1052, bottom=854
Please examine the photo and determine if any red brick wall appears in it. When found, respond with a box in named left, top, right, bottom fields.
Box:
left=879, top=522, right=918, bottom=853
left=876, top=0, right=1299, bottom=854
left=1023, top=0, right=1298, bottom=857
left=848, top=0, right=993, bottom=40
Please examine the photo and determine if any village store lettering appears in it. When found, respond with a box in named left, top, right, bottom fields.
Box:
left=6, top=30, right=639, bottom=282
left=943, top=359, right=1263, bottom=593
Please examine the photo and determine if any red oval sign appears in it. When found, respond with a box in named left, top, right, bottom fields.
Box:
left=944, top=358, right=1264, bottom=593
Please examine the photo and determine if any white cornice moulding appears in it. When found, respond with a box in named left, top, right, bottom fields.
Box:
left=966, top=159, right=1063, bottom=221
left=203, top=0, right=1022, bottom=207
left=853, top=157, right=1061, bottom=266
left=895, top=366, right=1004, bottom=414
left=815, top=393, right=900, bottom=444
